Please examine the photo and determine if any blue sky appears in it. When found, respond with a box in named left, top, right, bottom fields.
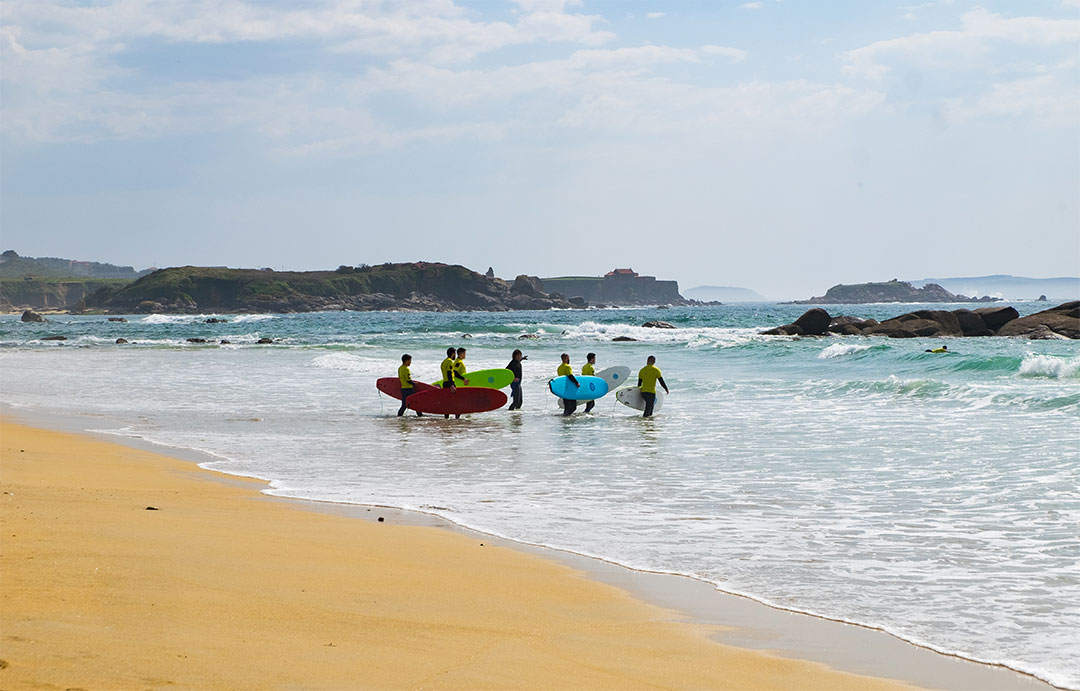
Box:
left=2, top=0, right=1077, bottom=298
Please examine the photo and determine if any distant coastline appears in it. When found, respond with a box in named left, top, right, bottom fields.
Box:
left=3, top=262, right=691, bottom=314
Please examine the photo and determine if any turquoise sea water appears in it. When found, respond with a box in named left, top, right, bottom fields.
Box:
left=1, top=303, right=1078, bottom=688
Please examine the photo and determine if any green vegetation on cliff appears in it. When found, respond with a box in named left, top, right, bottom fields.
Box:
left=81, top=263, right=574, bottom=313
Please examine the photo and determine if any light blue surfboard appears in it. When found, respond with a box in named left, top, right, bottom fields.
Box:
left=548, top=375, right=609, bottom=401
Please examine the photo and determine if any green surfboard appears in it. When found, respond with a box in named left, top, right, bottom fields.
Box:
left=432, top=368, right=514, bottom=389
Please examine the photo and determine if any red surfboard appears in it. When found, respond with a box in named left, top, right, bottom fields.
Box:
left=405, top=387, right=507, bottom=415
left=376, top=377, right=439, bottom=401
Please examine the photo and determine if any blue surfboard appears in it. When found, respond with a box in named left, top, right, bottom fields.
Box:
left=549, top=375, right=609, bottom=401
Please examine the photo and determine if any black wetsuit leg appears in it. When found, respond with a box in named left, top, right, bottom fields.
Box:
left=509, top=381, right=522, bottom=410
left=398, top=387, right=412, bottom=416
left=584, top=399, right=595, bottom=413
left=642, top=392, right=656, bottom=418
left=563, top=398, right=577, bottom=416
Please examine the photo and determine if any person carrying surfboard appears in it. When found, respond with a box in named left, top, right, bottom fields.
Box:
left=581, top=352, right=597, bottom=413
left=637, top=355, right=669, bottom=418
left=558, top=353, right=579, bottom=416
left=440, top=347, right=458, bottom=390
left=452, top=348, right=471, bottom=419
left=507, top=349, right=526, bottom=410
left=396, top=354, right=423, bottom=417
left=440, top=347, right=460, bottom=419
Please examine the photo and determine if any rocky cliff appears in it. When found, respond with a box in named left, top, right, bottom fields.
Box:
left=78, top=263, right=576, bottom=313
left=794, top=279, right=1000, bottom=304
left=1, top=279, right=132, bottom=311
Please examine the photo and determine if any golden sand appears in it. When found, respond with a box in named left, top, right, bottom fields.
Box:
left=0, top=420, right=915, bottom=690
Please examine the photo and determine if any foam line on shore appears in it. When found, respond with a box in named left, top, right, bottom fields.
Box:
left=1, top=416, right=924, bottom=691
left=5, top=406, right=1058, bottom=691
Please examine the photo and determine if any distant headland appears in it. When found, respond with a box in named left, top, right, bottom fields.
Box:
left=1, top=253, right=689, bottom=313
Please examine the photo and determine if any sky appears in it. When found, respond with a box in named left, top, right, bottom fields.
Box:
left=1, top=0, right=1078, bottom=299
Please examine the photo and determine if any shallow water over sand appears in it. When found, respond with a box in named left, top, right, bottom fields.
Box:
left=2, top=303, right=1078, bottom=688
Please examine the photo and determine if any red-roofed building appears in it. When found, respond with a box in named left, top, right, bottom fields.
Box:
left=604, top=268, right=638, bottom=278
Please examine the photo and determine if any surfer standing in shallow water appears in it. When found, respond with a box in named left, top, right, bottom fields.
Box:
left=581, top=352, right=597, bottom=413
left=637, top=355, right=669, bottom=418
left=507, top=349, right=526, bottom=410
left=396, top=354, right=422, bottom=417
left=558, top=353, right=579, bottom=416
left=451, top=347, right=470, bottom=419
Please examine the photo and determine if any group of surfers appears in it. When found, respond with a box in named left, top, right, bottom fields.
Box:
left=395, top=348, right=669, bottom=418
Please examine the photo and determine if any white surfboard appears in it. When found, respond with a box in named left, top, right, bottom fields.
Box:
left=616, top=386, right=666, bottom=413
left=596, top=366, right=631, bottom=392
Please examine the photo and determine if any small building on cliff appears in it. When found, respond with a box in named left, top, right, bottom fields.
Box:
left=541, top=269, right=685, bottom=306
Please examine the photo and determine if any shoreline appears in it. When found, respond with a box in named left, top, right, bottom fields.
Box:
left=0, top=409, right=1056, bottom=690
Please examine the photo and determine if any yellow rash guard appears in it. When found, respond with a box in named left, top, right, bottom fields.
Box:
left=638, top=364, right=662, bottom=393
left=440, top=357, right=455, bottom=386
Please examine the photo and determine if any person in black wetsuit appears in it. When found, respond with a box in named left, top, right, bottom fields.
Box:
left=507, top=349, right=526, bottom=410
left=558, top=353, right=579, bottom=416
left=581, top=352, right=597, bottom=413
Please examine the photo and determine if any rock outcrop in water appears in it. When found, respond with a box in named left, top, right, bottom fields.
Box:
left=793, top=279, right=1000, bottom=304
left=762, top=302, right=1078, bottom=339
left=77, top=263, right=578, bottom=314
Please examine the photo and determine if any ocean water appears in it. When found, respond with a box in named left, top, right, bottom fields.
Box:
left=1, top=303, right=1077, bottom=688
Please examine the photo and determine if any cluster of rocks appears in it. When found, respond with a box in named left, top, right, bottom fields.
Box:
left=762, top=302, right=1079, bottom=340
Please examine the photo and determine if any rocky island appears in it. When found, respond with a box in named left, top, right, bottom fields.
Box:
left=793, top=279, right=1000, bottom=304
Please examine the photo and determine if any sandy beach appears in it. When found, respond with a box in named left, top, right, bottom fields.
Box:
left=0, top=418, right=926, bottom=690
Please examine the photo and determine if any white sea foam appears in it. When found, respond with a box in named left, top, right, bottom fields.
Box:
left=1018, top=354, right=1080, bottom=379
left=140, top=314, right=211, bottom=324
left=818, top=343, right=872, bottom=359
left=139, top=313, right=276, bottom=325
left=309, top=352, right=382, bottom=373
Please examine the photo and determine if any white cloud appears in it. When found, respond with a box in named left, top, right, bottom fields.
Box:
left=843, top=9, right=1080, bottom=80
left=943, top=66, right=1080, bottom=125
left=647, top=12, right=666, bottom=19
left=701, top=45, right=748, bottom=62
left=739, top=2, right=764, bottom=9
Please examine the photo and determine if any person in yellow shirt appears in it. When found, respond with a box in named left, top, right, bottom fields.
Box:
left=925, top=346, right=949, bottom=353
left=439, top=346, right=464, bottom=419
left=454, top=348, right=470, bottom=387
left=637, top=355, right=669, bottom=418
left=581, top=352, right=597, bottom=413
left=557, top=353, right=579, bottom=416
left=440, top=347, right=458, bottom=390
left=451, top=348, right=471, bottom=419
left=396, top=354, right=422, bottom=417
